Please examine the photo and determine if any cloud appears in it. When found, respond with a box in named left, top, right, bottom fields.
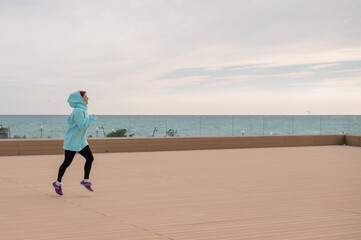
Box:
left=316, top=76, right=361, bottom=87
left=328, top=68, right=361, bottom=74
left=203, top=71, right=314, bottom=87
left=153, top=76, right=210, bottom=88
left=1, top=0, right=361, bottom=114
left=311, top=63, right=341, bottom=69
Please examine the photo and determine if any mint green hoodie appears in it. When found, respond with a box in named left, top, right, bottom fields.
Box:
left=63, top=91, right=96, bottom=151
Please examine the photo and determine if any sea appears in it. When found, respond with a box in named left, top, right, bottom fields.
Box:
left=1, top=115, right=361, bottom=139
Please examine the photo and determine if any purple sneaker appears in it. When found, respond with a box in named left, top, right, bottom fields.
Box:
left=80, top=180, right=93, bottom=192
left=52, top=182, right=63, bottom=196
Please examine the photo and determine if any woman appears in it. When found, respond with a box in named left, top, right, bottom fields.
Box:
left=53, top=90, right=97, bottom=196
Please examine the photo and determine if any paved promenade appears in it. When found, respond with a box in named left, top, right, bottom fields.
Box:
left=1, top=146, right=361, bottom=239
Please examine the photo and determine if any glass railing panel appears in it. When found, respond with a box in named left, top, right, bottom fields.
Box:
left=200, top=115, right=233, bottom=136
left=0, top=115, right=68, bottom=139
left=232, top=115, right=264, bottom=136
left=164, top=115, right=201, bottom=137
left=347, top=115, right=361, bottom=135
left=293, top=115, right=322, bottom=135
left=262, top=116, right=293, bottom=135
left=127, top=115, right=166, bottom=138
left=1, top=115, right=361, bottom=139
left=88, top=115, right=131, bottom=138
left=319, top=115, right=349, bottom=134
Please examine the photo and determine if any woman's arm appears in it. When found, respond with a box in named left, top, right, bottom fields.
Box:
left=73, top=109, right=96, bottom=129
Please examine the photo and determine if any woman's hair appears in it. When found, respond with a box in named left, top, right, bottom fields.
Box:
left=79, top=91, right=87, bottom=97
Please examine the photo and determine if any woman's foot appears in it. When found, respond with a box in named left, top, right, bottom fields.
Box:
left=52, top=182, right=63, bottom=196
left=80, top=180, right=93, bottom=192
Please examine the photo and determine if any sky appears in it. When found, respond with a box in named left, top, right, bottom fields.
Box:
left=1, top=0, right=361, bottom=115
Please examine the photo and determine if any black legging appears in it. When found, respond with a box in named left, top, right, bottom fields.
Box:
left=57, top=145, right=94, bottom=182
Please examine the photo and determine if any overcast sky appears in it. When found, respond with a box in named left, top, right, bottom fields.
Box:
left=1, top=0, right=361, bottom=115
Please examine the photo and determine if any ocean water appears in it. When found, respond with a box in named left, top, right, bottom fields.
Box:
left=0, top=115, right=361, bottom=139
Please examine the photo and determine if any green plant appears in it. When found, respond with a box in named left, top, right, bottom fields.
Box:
left=165, top=129, right=179, bottom=137
left=0, top=126, right=9, bottom=139
left=13, top=135, right=27, bottom=139
left=0, top=134, right=8, bottom=139
left=106, top=129, right=134, bottom=137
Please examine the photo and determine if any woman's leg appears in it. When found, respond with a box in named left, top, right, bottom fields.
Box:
left=79, top=145, right=94, bottom=180
left=57, top=150, right=77, bottom=182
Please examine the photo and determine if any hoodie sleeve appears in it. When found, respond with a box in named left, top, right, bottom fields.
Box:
left=73, top=108, right=96, bottom=129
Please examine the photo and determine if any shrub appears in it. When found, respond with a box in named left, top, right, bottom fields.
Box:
left=165, top=129, right=179, bottom=137
left=107, top=129, right=134, bottom=137
left=13, top=135, right=27, bottom=139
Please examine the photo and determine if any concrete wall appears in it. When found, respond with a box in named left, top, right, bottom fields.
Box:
left=0, top=134, right=345, bottom=156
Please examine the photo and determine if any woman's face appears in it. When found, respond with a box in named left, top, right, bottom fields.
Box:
left=82, top=93, right=89, bottom=105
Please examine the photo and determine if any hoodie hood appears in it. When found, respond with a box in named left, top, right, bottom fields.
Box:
left=67, top=91, right=87, bottom=110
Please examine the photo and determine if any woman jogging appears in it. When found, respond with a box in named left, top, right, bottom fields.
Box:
left=53, top=90, right=96, bottom=196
